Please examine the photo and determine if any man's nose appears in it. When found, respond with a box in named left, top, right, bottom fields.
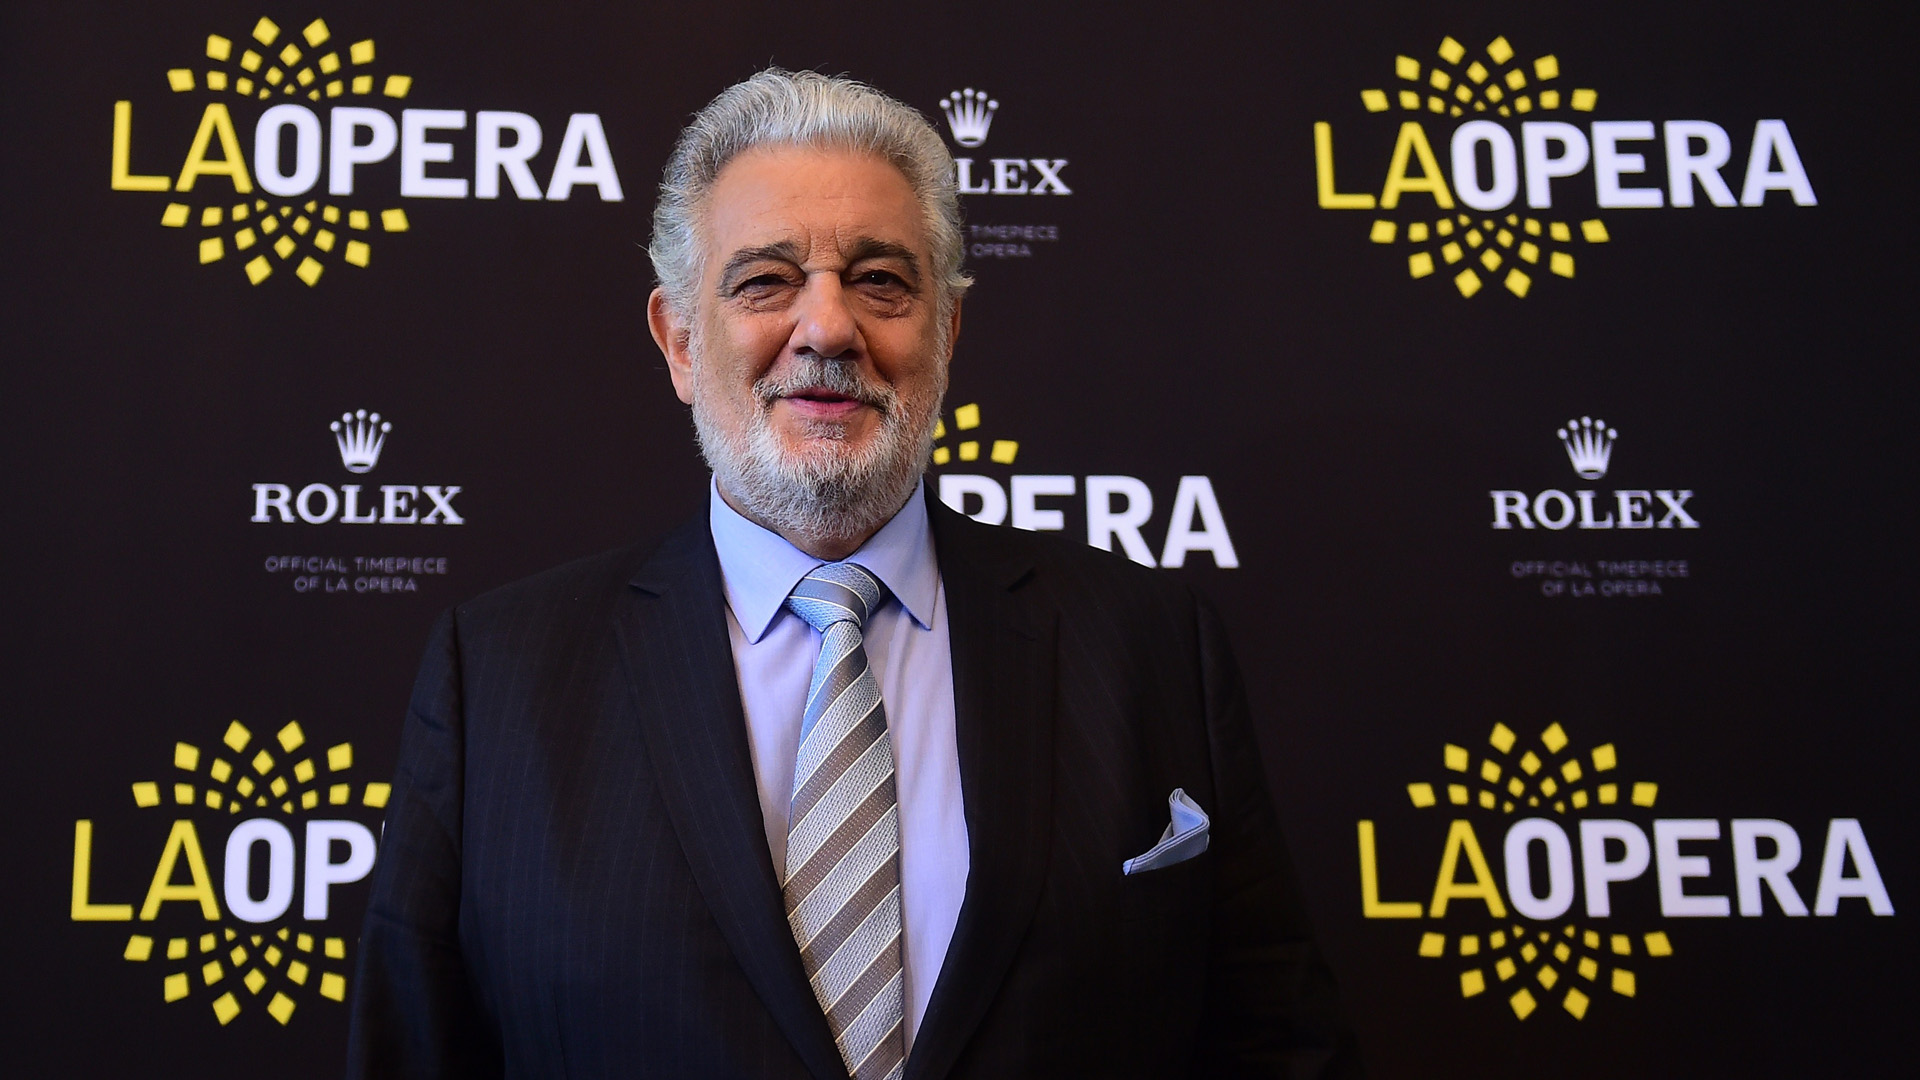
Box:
left=791, top=272, right=860, bottom=359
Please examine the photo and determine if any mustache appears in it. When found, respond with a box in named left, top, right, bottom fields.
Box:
left=753, top=357, right=895, bottom=413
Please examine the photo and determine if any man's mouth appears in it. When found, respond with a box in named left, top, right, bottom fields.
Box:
left=779, top=386, right=869, bottom=418
left=753, top=358, right=895, bottom=423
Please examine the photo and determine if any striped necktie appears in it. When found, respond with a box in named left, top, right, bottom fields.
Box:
left=782, top=562, right=907, bottom=1080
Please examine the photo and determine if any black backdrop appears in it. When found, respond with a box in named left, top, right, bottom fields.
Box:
left=4, top=1, right=1913, bottom=1075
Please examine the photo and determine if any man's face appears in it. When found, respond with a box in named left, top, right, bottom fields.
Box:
left=649, top=145, right=958, bottom=546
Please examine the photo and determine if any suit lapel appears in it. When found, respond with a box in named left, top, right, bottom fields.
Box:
left=613, top=516, right=845, bottom=1080
left=907, top=503, right=1057, bottom=1080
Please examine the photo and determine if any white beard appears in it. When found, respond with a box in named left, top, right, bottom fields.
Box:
left=690, top=342, right=944, bottom=553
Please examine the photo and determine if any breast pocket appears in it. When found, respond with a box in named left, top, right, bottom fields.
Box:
left=1118, top=847, right=1211, bottom=930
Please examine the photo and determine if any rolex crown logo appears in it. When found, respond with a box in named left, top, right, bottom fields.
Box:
left=1556, top=416, right=1615, bottom=480
left=940, top=88, right=998, bottom=147
left=330, top=410, right=390, bottom=474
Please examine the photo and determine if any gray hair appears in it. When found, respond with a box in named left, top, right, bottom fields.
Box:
left=648, top=68, right=971, bottom=318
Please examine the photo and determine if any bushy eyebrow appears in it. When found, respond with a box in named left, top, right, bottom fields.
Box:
left=717, top=241, right=805, bottom=292
left=844, top=238, right=922, bottom=277
left=715, top=237, right=923, bottom=293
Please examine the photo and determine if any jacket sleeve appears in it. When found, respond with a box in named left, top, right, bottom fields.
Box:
left=1189, top=591, right=1364, bottom=1078
left=345, top=608, right=504, bottom=1079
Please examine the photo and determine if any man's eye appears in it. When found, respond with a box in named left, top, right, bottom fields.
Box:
left=856, top=270, right=906, bottom=288
left=738, top=274, right=792, bottom=292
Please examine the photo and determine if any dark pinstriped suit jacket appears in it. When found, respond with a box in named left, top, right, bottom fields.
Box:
left=346, top=499, right=1360, bottom=1078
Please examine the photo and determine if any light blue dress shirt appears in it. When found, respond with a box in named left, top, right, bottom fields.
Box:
left=709, top=479, right=968, bottom=1052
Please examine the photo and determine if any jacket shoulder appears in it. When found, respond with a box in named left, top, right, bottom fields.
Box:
left=931, top=498, right=1196, bottom=611
left=450, top=515, right=702, bottom=629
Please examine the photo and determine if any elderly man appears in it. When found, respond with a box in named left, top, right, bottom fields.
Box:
left=348, top=69, right=1358, bottom=1079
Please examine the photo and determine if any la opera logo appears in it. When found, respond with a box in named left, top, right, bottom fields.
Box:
left=109, top=15, right=623, bottom=286
left=1313, top=34, right=1817, bottom=298
left=930, top=403, right=1238, bottom=569
left=70, top=719, right=388, bottom=1027
left=1358, top=721, right=1894, bottom=1023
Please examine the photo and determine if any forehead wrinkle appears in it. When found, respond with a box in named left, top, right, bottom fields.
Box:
left=698, top=147, right=930, bottom=289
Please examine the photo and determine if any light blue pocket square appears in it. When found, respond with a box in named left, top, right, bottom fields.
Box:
left=1121, top=788, right=1210, bottom=875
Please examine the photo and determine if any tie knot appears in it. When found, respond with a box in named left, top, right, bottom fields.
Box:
left=785, top=562, right=889, bottom=632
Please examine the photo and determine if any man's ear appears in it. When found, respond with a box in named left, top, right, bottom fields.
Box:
left=647, top=288, right=695, bottom=405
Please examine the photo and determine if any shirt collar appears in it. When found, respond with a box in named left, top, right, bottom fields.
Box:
left=708, top=477, right=939, bottom=643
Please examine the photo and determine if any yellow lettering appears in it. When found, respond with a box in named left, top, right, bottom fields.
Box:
left=1357, top=820, right=1422, bottom=917
left=175, top=103, right=253, bottom=194
left=140, top=820, right=220, bottom=920
left=110, top=101, right=170, bottom=192
left=1314, top=122, right=1376, bottom=209
left=1380, top=122, right=1455, bottom=210
left=70, top=820, right=133, bottom=920
left=1429, top=819, right=1507, bottom=918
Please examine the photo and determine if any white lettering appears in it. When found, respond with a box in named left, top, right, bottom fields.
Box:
left=1813, top=818, right=1894, bottom=915
left=1533, top=490, right=1575, bottom=530
left=1739, top=120, right=1817, bottom=206
left=420, top=485, right=464, bottom=525
left=990, top=158, right=1027, bottom=194
left=400, top=109, right=469, bottom=199
left=1615, top=490, right=1654, bottom=529
left=1451, top=121, right=1519, bottom=211
left=254, top=104, right=322, bottom=197
left=1579, top=819, right=1651, bottom=917
left=327, top=107, right=398, bottom=196
left=339, top=485, right=379, bottom=524
left=1731, top=818, right=1808, bottom=916
left=1521, top=121, right=1590, bottom=209
left=295, top=483, right=339, bottom=524
left=475, top=111, right=544, bottom=200
left=1027, top=159, right=1072, bottom=195
left=1159, top=476, right=1238, bottom=568
left=1576, top=490, right=1615, bottom=529
left=380, top=485, right=419, bottom=525
left=938, top=474, right=1007, bottom=525
left=302, top=820, right=377, bottom=920
left=954, top=158, right=989, bottom=195
left=1490, top=490, right=1533, bottom=529
left=544, top=114, right=623, bottom=201
left=1504, top=819, right=1576, bottom=920
left=1086, top=475, right=1155, bottom=567
left=224, top=819, right=296, bottom=923
left=1654, top=819, right=1731, bottom=916
left=1592, top=121, right=1664, bottom=208
left=1010, top=475, right=1074, bottom=531
left=252, top=483, right=293, bottom=523
left=1655, top=489, right=1699, bottom=528
left=1663, top=121, right=1736, bottom=208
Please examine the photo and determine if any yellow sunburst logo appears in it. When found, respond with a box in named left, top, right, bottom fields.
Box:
left=116, top=16, right=415, bottom=286
left=73, top=719, right=389, bottom=1027
left=930, top=402, right=1018, bottom=467
left=1371, top=722, right=1674, bottom=1021
left=1323, top=35, right=1613, bottom=299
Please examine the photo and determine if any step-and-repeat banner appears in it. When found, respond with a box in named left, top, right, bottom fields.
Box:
left=5, top=1, right=1911, bottom=1075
